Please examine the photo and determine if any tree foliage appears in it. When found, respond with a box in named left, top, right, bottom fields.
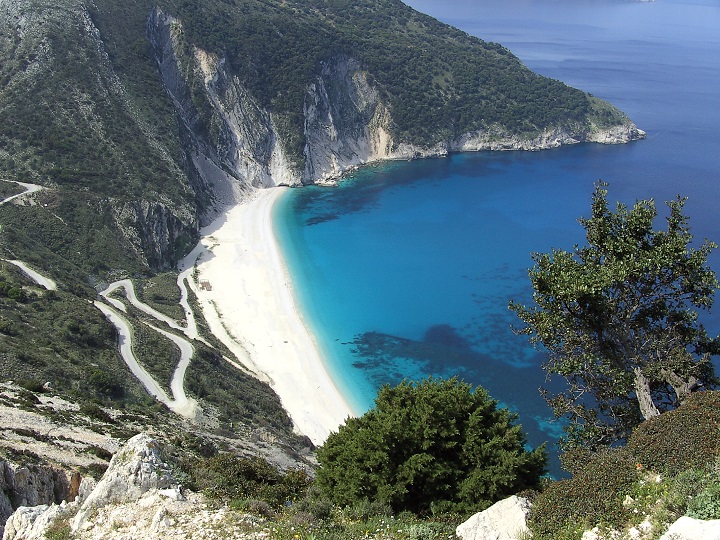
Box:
left=510, top=182, right=719, bottom=449
left=315, top=377, right=546, bottom=515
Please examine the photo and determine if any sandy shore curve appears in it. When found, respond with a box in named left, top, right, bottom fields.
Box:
left=179, top=187, right=355, bottom=444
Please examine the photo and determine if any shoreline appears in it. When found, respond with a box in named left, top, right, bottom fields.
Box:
left=179, top=187, right=355, bottom=445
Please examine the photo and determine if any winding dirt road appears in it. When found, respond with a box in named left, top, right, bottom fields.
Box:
left=1, top=181, right=58, bottom=291
left=0, top=180, right=43, bottom=205
left=97, top=280, right=199, bottom=419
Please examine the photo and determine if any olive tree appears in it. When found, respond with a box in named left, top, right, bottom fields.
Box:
left=510, top=182, right=719, bottom=449
left=315, top=377, right=546, bottom=515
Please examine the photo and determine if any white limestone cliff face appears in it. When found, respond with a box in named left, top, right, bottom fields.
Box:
left=147, top=8, right=644, bottom=203
left=302, top=57, right=395, bottom=184
left=452, top=121, right=645, bottom=152
left=147, top=7, right=301, bottom=215
left=148, top=11, right=398, bottom=193
left=193, top=49, right=301, bottom=190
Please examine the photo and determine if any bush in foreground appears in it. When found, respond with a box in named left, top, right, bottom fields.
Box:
left=191, top=454, right=311, bottom=509
left=529, top=391, right=720, bottom=539
left=315, top=377, right=546, bottom=515
left=627, top=390, right=720, bottom=476
left=529, top=448, right=638, bottom=539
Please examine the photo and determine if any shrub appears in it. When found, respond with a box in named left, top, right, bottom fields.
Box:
left=688, top=483, right=720, bottom=520
left=528, top=448, right=637, bottom=539
left=79, top=402, right=114, bottom=423
left=342, top=499, right=393, bottom=521
left=627, top=391, right=720, bottom=476
left=45, top=519, right=72, bottom=540
left=663, top=468, right=706, bottom=517
left=17, top=379, right=45, bottom=393
left=88, top=445, right=113, bottom=461
left=315, top=377, right=546, bottom=515
left=192, top=454, right=311, bottom=508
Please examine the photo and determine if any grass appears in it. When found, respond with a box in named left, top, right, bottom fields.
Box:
left=0, top=179, right=23, bottom=199
left=137, top=272, right=185, bottom=321
left=131, top=321, right=179, bottom=393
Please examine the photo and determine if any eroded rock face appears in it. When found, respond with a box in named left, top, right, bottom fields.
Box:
left=302, top=57, right=395, bottom=184
left=71, top=433, right=176, bottom=533
left=456, top=495, right=532, bottom=540
left=112, top=199, right=197, bottom=271
left=2, top=434, right=177, bottom=540
left=659, top=516, right=720, bottom=540
left=0, top=460, right=73, bottom=538
left=2, top=503, right=73, bottom=540
left=146, top=7, right=645, bottom=199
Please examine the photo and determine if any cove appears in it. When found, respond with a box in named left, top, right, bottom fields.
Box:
left=273, top=0, right=720, bottom=475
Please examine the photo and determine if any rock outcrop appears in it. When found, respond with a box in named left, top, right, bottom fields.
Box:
left=112, top=199, right=197, bottom=271
left=659, top=517, right=720, bottom=540
left=70, top=433, right=175, bottom=532
left=146, top=7, right=645, bottom=205
left=451, top=121, right=645, bottom=152
left=456, top=495, right=532, bottom=540
left=0, top=460, right=75, bottom=538
left=2, top=503, right=74, bottom=540
left=2, top=433, right=178, bottom=540
left=0, top=433, right=276, bottom=540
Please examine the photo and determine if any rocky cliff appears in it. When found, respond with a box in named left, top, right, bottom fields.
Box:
left=1, top=434, right=296, bottom=540
left=0, top=0, right=199, bottom=272
left=0, top=0, right=645, bottom=274
left=0, top=460, right=76, bottom=538
left=146, top=6, right=644, bottom=202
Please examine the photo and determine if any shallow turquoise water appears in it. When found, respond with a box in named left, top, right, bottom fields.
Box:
left=273, top=0, right=720, bottom=475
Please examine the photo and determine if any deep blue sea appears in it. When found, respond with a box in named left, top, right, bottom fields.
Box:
left=274, top=0, right=720, bottom=474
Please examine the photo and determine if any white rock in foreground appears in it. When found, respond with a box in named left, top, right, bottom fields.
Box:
left=2, top=503, right=73, bottom=540
left=660, top=516, right=720, bottom=540
left=71, top=433, right=175, bottom=532
left=456, top=495, right=532, bottom=540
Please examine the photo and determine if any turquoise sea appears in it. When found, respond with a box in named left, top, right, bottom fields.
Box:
left=274, top=0, right=720, bottom=474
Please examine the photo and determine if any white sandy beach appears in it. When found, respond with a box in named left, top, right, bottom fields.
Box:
left=179, top=187, right=355, bottom=445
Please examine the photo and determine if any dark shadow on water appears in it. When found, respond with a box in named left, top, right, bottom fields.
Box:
left=423, top=324, right=474, bottom=349
left=350, top=324, right=566, bottom=476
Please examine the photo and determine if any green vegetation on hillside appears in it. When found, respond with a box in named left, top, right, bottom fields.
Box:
left=0, top=1, right=187, bottom=203
left=529, top=391, right=720, bottom=539
left=0, top=0, right=204, bottom=277
left=0, top=261, right=145, bottom=403
left=173, top=0, right=591, bottom=158
left=1, top=190, right=149, bottom=276
left=0, top=180, right=23, bottom=199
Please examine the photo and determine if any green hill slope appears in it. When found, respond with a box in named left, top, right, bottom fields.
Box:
left=0, top=0, right=643, bottom=452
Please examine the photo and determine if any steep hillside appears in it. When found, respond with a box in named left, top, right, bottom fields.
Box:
left=0, top=0, right=643, bottom=273
left=0, top=0, right=644, bottom=501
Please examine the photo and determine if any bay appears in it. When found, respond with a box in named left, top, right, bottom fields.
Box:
left=274, top=0, right=720, bottom=474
